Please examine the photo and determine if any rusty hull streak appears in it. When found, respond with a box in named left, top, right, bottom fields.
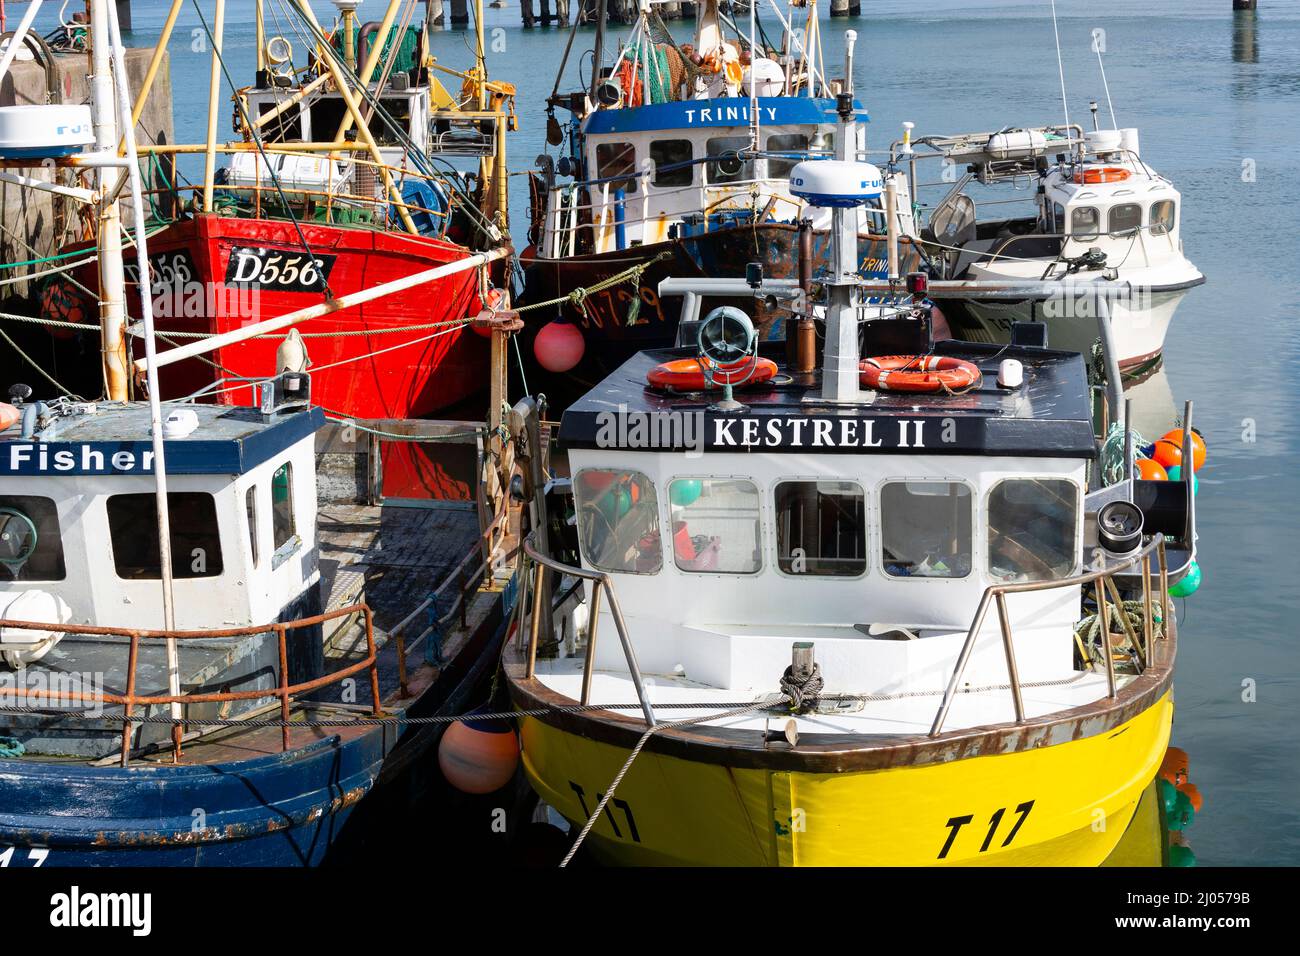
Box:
left=504, top=616, right=1177, bottom=774
left=87, top=783, right=372, bottom=848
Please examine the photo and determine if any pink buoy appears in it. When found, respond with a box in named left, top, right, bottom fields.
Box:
left=534, top=320, right=585, bottom=373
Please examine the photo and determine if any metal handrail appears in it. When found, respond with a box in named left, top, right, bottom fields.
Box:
left=521, top=536, right=656, bottom=727
left=928, top=535, right=1170, bottom=737
left=519, top=522, right=1171, bottom=742
left=0, top=603, right=383, bottom=765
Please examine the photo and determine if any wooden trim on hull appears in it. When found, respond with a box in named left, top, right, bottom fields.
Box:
left=504, top=615, right=1176, bottom=775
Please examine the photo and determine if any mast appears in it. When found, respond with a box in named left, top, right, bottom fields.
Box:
left=97, top=0, right=185, bottom=750
left=89, top=0, right=129, bottom=400
left=590, top=0, right=607, bottom=99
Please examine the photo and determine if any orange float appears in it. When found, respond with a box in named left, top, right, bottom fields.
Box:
left=1159, top=746, right=1190, bottom=787
left=0, top=402, right=18, bottom=432
left=646, top=356, right=778, bottom=392
left=1151, top=438, right=1184, bottom=471
left=1159, top=429, right=1207, bottom=472
left=859, top=355, right=982, bottom=394
left=1178, top=782, right=1204, bottom=813
left=1136, top=458, right=1168, bottom=481
left=1073, top=166, right=1131, bottom=184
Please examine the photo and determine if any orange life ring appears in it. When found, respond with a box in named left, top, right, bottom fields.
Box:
left=646, top=356, right=778, bottom=392
left=859, top=355, right=982, bottom=394
left=1073, top=166, right=1131, bottom=184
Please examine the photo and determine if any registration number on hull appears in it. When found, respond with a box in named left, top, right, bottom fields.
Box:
left=224, top=246, right=336, bottom=292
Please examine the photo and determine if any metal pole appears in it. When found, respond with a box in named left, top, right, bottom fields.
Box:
left=994, top=593, right=1025, bottom=722
left=1095, top=295, right=1125, bottom=429
left=201, top=0, right=227, bottom=212
left=105, top=0, right=183, bottom=753
left=90, top=0, right=130, bottom=401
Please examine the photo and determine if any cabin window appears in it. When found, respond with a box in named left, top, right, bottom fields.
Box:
left=705, top=136, right=754, bottom=185
left=574, top=469, right=661, bottom=574
left=1150, top=199, right=1176, bottom=235
left=246, top=486, right=260, bottom=569
left=1070, top=206, right=1101, bottom=239
left=987, top=479, right=1079, bottom=582
left=272, top=463, right=296, bottom=554
left=595, top=141, right=638, bottom=193
left=668, top=478, right=761, bottom=574
left=774, top=480, right=866, bottom=577
left=107, top=493, right=224, bottom=579
left=766, top=133, right=809, bottom=178
left=880, top=481, right=972, bottom=578
left=1108, top=202, right=1142, bottom=235
left=0, top=496, right=65, bottom=581
left=650, top=139, right=693, bottom=187
left=1051, top=203, right=1066, bottom=232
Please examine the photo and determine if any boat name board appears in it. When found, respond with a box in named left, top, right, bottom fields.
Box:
left=2, top=442, right=157, bottom=475
left=224, top=246, right=336, bottom=292
left=573, top=407, right=1097, bottom=458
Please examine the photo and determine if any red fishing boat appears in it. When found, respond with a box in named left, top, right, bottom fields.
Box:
left=62, top=215, right=491, bottom=419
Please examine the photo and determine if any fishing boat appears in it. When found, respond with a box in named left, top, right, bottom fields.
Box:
left=501, top=81, right=1205, bottom=866
left=518, top=3, right=920, bottom=401
left=0, top=2, right=524, bottom=866
left=887, top=111, right=1204, bottom=373
left=48, top=0, right=515, bottom=422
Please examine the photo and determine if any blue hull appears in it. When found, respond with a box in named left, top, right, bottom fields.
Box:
left=0, top=732, right=385, bottom=866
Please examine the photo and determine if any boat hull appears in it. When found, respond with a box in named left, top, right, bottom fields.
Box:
left=61, top=215, right=490, bottom=419
left=936, top=282, right=1200, bottom=373
left=0, top=590, right=513, bottom=867
left=516, top=691, right=1173, bottom=866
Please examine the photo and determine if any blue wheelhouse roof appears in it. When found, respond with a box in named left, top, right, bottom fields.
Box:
left=0, top=404, right=324, bottom=478
left=582, top=97, right=865, bottom=136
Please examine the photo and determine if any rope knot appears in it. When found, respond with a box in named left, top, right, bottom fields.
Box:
left=780, top=662, right=824, bottom=713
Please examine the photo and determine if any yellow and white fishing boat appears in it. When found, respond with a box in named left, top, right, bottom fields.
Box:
left=503, top=48, right=1199, bottom=866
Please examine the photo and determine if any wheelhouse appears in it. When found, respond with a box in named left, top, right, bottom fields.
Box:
left=554, top=341, right=1098, bottom=698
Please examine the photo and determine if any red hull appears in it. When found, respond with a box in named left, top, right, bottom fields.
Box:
left=70, top=215, right=489, bottom=420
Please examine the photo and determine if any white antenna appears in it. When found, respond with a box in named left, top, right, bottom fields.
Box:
left=1050, top=0, right=1071, bottom=133
left=1093, top=29, right=1118, bottom=128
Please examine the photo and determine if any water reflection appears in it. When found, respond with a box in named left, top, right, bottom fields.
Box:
left=1233, top=9, right=1259, bottom=65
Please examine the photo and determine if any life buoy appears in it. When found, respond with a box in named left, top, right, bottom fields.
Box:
left=646, top=356, right=778, bottom=392
left=859, top=355, right=981, bottom=394
left=1073, top=166, right=1130, bottom=184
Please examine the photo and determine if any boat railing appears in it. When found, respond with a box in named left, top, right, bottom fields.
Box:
left=0, top=603, right=382, bottom=766
left=519, top=529, right=1171, bottom=742
left=928, top=534, right=1172, bottom=738
left=139, top=142, right=460, bottom=234
left=521, top=535, right=657, bottom=727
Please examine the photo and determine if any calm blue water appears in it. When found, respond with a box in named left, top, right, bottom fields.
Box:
left=40, top=0, right=1297, bottom=865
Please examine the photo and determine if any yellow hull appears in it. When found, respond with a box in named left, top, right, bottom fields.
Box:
left=520, top=691, right=1174, bottom=866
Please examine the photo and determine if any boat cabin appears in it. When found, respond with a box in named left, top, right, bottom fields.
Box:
left=544, top=98, right=861, bottom=257
left=554, top=338, right=1098, bottom=699
left=0, top=395, right=325, bottom=753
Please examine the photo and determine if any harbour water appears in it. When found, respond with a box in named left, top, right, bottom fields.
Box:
left=55, top=0, right=1300, bottom=865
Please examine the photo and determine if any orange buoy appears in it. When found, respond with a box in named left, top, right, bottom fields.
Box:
left=1177, top=782, right=1204, bottom=813
left=1151, top=438, right=1184, bottom=471
left=1136, top=458, right=1168, bottom=481
left=1073, top=166, right=1131, bottom=184
left=645, top=356, right=778, bottom=392
left=1159, top=429, right=1207, bottom=472
left=471, top=287, right=509, bottom=338
left=437, top=711, right=520, bottom=794
left=859, top=355, right=981, bottom=394
left=0, top=402, right=18, bottom=432
left=1159, top=746, right=1190, bottom=788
